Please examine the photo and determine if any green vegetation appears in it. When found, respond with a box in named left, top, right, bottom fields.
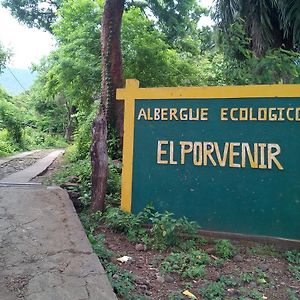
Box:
left=249, top=244, right=280, bottom=257
left=199, top=281, right=226, bottom=300
left=103, top=206, right=200, bottom=251
left=284, top=250, right=300, bottom=281
left=161, top=250, right=210, bottom=279
left=215, top=239, right=236, bottom=259
left=284, top=250, right=300, bottom=264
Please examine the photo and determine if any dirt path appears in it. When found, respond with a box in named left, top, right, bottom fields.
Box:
left=0, top=150, right=117, bottom=300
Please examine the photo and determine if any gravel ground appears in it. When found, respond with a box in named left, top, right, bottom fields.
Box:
left=0, top=150, right=54, bottom=180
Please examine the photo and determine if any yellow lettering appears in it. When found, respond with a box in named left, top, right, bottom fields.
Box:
left=201, top=108, right=209, bottom=120
left=277, top=108, right=285, bottom=121
left=169, top=141, right=177, bottom=165
left=249, top=108, right=257, bottom=121
left=193, top=142, right=203, bottom=166
left=157, top=141, right=168, bottom=164
left=220, top=108, right=228, bottom=121
left=154, top=108, right=160, bottom=120
left=296, top=107, right=300, bottom=121
left=239, top=108, right=248, bottom=121
left=203, top=142, right=217, bottom=166
left=214, top=142, right=229, bottom=167
left=137, top=108, right=147, bottom=120
left=241, top=143, right=258, bottom=168
left=161, top=108, right=168, bottom=121
left=230, top=108, right=239, bottom=121
left=180, top=108, right=188, bottom=121
left=180, top=141, right=193, bottom=164
left=229, top=143, right=241, bottom=168
left=146, top=108, right=153, bottom=120
left=258, top=143, right=267, bottom=169
left=268, top=144, right=283, bottom=170
left=258, top=108, right=267, bottom=121
left=269, top=108, right=277, bottom=121
left=170, top=108, right=178, bottom=121
left=287, top=108, right=295, bottom=121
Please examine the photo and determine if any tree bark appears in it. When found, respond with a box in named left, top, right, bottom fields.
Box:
left=90, top=0, right=125, bottom=212
left=101, top=0, right=125, bottom=142
left=90, top=108, right=108, bottom=212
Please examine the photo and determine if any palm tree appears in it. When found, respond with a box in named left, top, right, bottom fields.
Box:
left=214, top=0, right=298, bottom=57
left=276, top=0, right=300, bottom=50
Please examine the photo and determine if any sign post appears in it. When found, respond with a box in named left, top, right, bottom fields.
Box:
left=117, top=79, right=300, bottom=240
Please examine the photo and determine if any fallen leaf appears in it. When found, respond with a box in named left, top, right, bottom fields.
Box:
left=257, top=278, right=267, bottom=284
left=182, top=289, right=197, bottom=299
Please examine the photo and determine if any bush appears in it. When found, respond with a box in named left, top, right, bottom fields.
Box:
left=23, top=127, right=68, bottom=149
left=0, top=90, right=23, bottom=147
left=150, top=211, right=199, bottom=250
left=0, top=129, right=18, bottom=156
left=215, top=239, right=236, bottom=259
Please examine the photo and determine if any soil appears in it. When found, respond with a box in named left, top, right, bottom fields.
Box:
left=0, top=149, right=54, bottom=180
left=33, top=156, right=300, bottom=300
left=98, top=227, right=300, bottom=300
left=31, top=152, right=64, bottom=183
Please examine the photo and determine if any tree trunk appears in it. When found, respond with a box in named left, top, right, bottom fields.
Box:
left=90, top=0, right=125, bottom=212
left=101, top=0, right=125, bottom=142
left=90, top=108, right=108, bottom=212
left=65, top=105, right=76, bottom=142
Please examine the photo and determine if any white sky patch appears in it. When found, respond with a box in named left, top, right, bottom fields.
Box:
left=199, top=0, right=215, bottom=27
left=0, top=6, right=55, bottom=69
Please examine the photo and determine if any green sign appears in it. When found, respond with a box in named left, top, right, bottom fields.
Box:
left=117, top=80, right=300, bottom=240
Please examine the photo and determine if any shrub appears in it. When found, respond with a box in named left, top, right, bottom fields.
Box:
left=0, top=129, right=18, bottom=156
left=150, top=211, right=199, bottom=250
left=215, top=239, right=236, bottom=259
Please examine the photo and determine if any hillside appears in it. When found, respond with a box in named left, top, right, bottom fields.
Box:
left=0, top=68, right=37, bottom=95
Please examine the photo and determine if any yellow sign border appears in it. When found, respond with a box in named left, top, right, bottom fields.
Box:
left=116, top=79, right=300, bottom=213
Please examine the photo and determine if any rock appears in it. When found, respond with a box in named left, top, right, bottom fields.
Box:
left=164, top=274, right=174, bottom=283
left=112, top=160, right=122, bottom=168
left=227, top=288, right=241, bottom=297
left=234, top=254, right=243, bottom=262
left=135, top=243, right=146, bottom=251
left=260, top=263, right=270, bottom=272
left=60, top=182, right=79, bottom=189
left=249, top=281, right=257, bottom=288
left=134, top=276, right=146, bottom=285
left=112, top=274, right=120, bottom=280
left=139, top=284, right=149, bottom=291
left=206, top=248, right=215, bottom=254
left=67, top=176, right=79, bottom=183
left=67, top=191, right=82, bottom=212
left=156, top=275, right=165, bottom=284
left=109, top=257, right=118, bottom=264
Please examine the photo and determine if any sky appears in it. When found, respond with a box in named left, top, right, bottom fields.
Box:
left=0, top=0, right=214, bottom=70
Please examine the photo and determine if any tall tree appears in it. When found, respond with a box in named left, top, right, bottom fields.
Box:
left=90, top=0, right=125, bottom=212
left=214, top=0, right=297, bottom=57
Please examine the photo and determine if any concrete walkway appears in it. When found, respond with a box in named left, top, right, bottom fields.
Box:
left=0, top=151, right=117, bottom=300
